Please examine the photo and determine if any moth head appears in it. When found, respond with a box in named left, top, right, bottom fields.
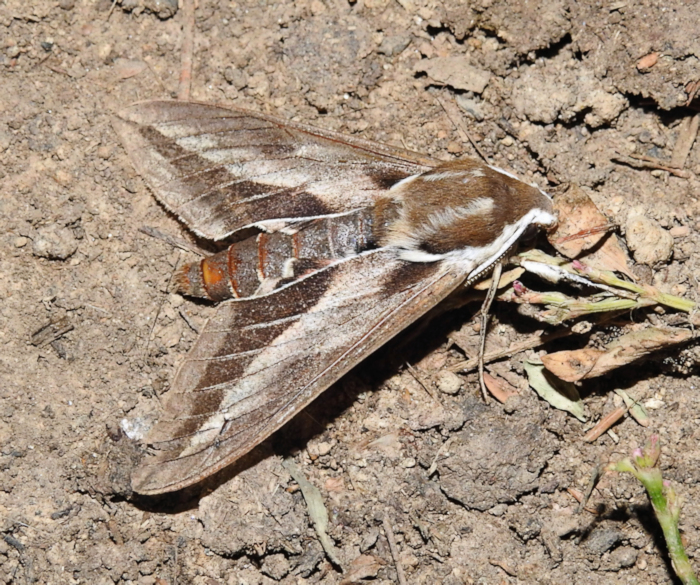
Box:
left=374, top=159, right=557, bottom=277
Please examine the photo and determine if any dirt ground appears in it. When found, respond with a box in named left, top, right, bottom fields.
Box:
left=1, top=0, right=700, bottom=583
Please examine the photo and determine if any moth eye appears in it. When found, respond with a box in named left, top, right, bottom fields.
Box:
left=520, top=223, right=541, bottom=244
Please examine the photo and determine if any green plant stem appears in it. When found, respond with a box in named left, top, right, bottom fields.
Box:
left=610, top=440, right=699, bottom=585
left=640, top=472, right=698, bottom=585
left=516, top=250, right=698, bottom=314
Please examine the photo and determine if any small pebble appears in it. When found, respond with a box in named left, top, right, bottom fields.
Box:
left=488, top=504, right=507, bottom=516
left=437, top=371, right=462, bottom=395
left=669, top=225, right=690, bottom=238
left=14, top=236, right=28, bottom=248
left=53, top=170, right=73, bottom=188
left=625, top=214, right=673, bottom=265
left=32, top=225, right=78, bottom=260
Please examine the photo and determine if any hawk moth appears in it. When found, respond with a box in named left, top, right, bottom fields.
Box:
left=114, top=100, right=556, bottom=494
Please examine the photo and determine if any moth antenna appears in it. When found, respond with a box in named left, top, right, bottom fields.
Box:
left=146, top=254, right=182, bottom=354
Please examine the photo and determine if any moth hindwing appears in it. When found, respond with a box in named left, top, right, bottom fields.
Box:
left=114, top=100, right=557, bottom=494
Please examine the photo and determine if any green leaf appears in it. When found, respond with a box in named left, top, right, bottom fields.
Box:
left=524, top=359, right=586, bottom=422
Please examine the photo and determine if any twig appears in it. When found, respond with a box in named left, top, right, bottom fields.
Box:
left=434, top=94, right=489, bottom=162
left=177, top=0, right=195, bottom=100
left=450, top=328, right=570, bottom=373
left=583, top=406, right=627, bottom=442
left=106, top=0, right=118, bottom=19
left=405, top=363, right=438, bottom=401
left=178, top=307, right=199, bottom=333
left=383, top=514, right=408, bottom=585
left=146, top=254, right=180, bottom=351
left=671, top=113, right=700, bottom=170
left=612, top=152, right=692, bottom=178
left=47, top=64, right=71, bottom=77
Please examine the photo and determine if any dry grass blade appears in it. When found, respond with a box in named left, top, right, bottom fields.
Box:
left=283, top=459, right=343, bottom=571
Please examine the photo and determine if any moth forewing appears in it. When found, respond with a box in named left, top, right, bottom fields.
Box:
left=115, top=100, right=557, bottom=494
left=113, top=100, right=435, bottom=241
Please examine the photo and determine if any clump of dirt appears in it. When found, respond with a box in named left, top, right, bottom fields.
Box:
left=0, top=0, right=698, bottom=583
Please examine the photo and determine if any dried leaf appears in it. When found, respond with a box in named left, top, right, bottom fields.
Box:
left=549, top=185, right=635, bottom=279
left=615, top=389, right=651, bottom=427
left=31, top=315, right=74, bottom=347
left=524, top=360, right=586, bottom=421
left=483, top=372, right=519, bottom=403
left=340, top=554, right=385, bottom=585
left=541, top=327, right=692, bottom=382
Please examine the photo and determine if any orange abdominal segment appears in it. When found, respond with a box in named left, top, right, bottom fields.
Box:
left=200, top=254, right=232, bottom=301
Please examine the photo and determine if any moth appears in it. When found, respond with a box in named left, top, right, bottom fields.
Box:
left=114, top=100, right=557, bottom=494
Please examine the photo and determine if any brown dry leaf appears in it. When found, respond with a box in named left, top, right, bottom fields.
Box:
left=549, top=185, right=635, bottom=279
left=483, top=372, right=519, bottom=403
left=541, top=327, right=692, bottom=382
left=340, top=554, right=385, bottom=584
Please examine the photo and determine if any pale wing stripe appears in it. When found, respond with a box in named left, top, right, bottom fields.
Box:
left=157, top=160, right=308, bottom=192
left=187, top=346, right=267, bottom=363
left=216, top=269, right=449, bottom=418
left=240, top=314, right=303, bottom=331
left=159, top=123, right=279, bottom=137
left=185, top=310, right=355, bottom=390
left=169, top=159, right=388, bottom=201
left=174, top=351, right=304, bottom=411
left=161, top=140, right=288, bottom=165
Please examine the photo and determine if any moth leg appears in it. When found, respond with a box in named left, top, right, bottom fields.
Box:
left=478, top=261, right=503, bottom=402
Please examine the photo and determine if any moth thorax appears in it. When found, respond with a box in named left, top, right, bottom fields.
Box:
left=373, top=159, right=556, bottom=261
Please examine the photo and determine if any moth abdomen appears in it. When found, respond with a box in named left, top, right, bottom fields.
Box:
left=175, top=208, right=377, bottom=301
